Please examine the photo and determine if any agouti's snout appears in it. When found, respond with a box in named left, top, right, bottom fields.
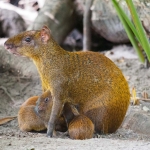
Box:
left=4, top=43, right=13, bottom=50
left=4, top=41, right=21, bottom=56
left=34, top=104, right=45, bottom=114
left=4, top=42, right=15, bottom=52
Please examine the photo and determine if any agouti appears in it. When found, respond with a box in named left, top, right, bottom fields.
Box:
left=18, top=96, right=46, bottom=131
left=0, top=96, right=44, bottom=130
left=63, top=103, right=94, bottom=140
left=35, top=90, right=67, bottom=132
left=18, top=91, right=67, bottom=132
left=36, top=94, right=94, bottom=140
left=69, top=115, right=94, bottom=140
left=4, top=25, right=130, bottom=137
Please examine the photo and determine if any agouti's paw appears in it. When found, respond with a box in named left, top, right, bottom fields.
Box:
left=46, top=130, right=53, bottom=138
left=46, top=129, right=57, bottom=138
left=46, top=134, right=52, bottom=138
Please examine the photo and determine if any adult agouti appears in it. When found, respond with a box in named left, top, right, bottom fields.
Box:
left=4, top=25, right=130, bottom=137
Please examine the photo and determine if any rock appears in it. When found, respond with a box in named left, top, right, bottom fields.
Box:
left=122, top=106, right=150, bottom=135
left=0, top=46, right=38, bottom=78
left=0, top=8, right=26, bottom=37
left=91, top=0, right=150, bottom=43
left=63, top=29, right=83, bottom=51
left=143, top=106, right=150, bottom=112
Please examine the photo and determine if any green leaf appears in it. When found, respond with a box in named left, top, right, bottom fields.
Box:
left=126, top=0, right=150, bottom=61
left=112, top=0, right=145, bottom=62
left=112, top=1, right=141, bottom=44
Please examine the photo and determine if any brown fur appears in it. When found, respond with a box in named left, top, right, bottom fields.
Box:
left=4, top=26, right=130, bottom=137
left=69, top=115, right=94, bottom=140
left=35, top=90, right=67, bottom=132
left=18, top=96, right=46, bottom=131
left=36, top=95, right=94, bottom=139
left=63, top=103, right=94, bottom=140
left=18, top=91, right=67, bottom=132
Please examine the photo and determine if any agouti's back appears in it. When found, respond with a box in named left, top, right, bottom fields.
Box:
left=65, top=51, right=129, bottom=133
left=64, top=51, right=129, bottom=103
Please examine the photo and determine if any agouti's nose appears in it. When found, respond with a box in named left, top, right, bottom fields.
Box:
left=34, top=106, right=43, bottom=114
left=4, top=43, right=13, bottom=50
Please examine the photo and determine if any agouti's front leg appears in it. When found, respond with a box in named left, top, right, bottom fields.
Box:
left=47, top=98, right=63, bottom=137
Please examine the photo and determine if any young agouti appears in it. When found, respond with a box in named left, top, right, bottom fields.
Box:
left=63, top=103, right=94, bottom=140
left=36, top=94, right=94, bottom=140
left=69, top=115, right=94, bottom=140
left=4, top=25, right=130, bottom=137
left=0, top=96, right=45, bottom=130
left=18, top=96, right=46, bottom=131
left=35, top=90, right=67, bottom=132
left=18, top=91, right=67, bottom=132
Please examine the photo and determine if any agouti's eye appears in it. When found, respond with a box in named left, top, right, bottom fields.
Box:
left=25, top=37, right=31, bottom=43
left=45, top=97, right=49, bottom=103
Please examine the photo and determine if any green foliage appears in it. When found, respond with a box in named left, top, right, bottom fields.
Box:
left=112, top=0, right=150, bottom=63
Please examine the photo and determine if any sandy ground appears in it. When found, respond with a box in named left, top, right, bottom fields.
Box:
left=1, top=45, right=150, bottom=150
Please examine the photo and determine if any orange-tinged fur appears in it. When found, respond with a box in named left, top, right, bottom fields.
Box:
left=18, top=96, right=46, bottom=131
left=35, top=90, right=67, bottom=132
left=21, top=96, right=38, bottom=106
left=36, top=95, right=94, bottom=140
left=4, top=26, right=130, bottom=137
left=18, top=91, right=67, bottom=132
left=63, top=103, right=94, bottom=140
left=69, top=115, right=94, bottom=140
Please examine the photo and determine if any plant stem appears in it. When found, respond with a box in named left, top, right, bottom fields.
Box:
left=112, top=0, right=145, bottom=62
left=126, top=0, right=150, bottom=61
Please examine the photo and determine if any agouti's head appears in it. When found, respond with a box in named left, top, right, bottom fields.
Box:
left=4, top=26, right=51, bottom=58
left=35, top=90, right=53, bottom=120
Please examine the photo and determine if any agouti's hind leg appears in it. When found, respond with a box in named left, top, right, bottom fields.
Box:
left=85, top=107, right=110, bottom=134
left=85, top=106, right=123, bottom=134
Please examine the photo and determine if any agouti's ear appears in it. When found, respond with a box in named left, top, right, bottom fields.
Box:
left=40, top=25, right=51, bottom=44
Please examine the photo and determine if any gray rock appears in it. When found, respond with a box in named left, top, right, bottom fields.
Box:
left=0, top=8, right=26, bottom=37
left=122, top=106, right=150, bottom=135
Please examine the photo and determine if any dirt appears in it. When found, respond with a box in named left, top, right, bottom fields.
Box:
left=1, top=44, right=150, bottom=150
